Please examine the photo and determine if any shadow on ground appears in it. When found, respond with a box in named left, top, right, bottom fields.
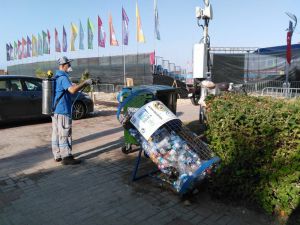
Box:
left=0, top=126, right=124, bottom=174
left=0, top=117, right=51, bottom=129
left=0, top=144, right=275, bottom=225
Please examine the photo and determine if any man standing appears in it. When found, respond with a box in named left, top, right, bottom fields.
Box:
left=52, top=56, right=92, bottom=165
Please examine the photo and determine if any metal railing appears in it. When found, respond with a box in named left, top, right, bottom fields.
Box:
left=245, top=80, right=300, bottom=93
left=290, top=81, right=300, bottom=89
left=91, top=84, right=126, bottom=93
left=245, top=80, right=283, bottom=93
left=90, top=81, right=300, bottom=98
left=261, top=87, right=300, bottom=98
left=92, top=84, right=115, bottom=93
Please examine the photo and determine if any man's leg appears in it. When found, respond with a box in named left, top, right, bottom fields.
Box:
left=51, top=114, right=61, bottom=160
left=57, top=114, right=72, bottom=158
left=57, top=114, right=81, bottom=165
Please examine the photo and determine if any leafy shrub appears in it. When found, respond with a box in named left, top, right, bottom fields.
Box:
left=205, top=93, right=300, bottom=218
left=35, top=68, right=53, bottom=79
left=80, top=69, right=91, bottom=93
left=35, top=68, right=48, bottom=79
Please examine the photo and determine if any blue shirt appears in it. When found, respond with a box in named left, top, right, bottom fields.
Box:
left=53, top=70, right=72, bottom=117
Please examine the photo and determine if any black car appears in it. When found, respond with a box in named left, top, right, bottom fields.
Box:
left=0, top=75, right=94, bottom=123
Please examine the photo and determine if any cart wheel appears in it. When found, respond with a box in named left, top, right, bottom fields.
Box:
left=121, top=145, right=132, bottom=154
left=199, top=105, right=207, bottom=124
left=190, top=94, right=200, bottom=106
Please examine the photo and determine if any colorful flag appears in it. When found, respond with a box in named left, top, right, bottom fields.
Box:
left=6, top=44, right=10, bottom=61
left=22, top=38, right=27, bottom=58
left=286, top=21, right=293, bottom=65
left=122, top=7, right=129, bottom=45
left=70, top=23, right=78, bottom=51
left=27, top=36, right=32, bottom=57
left=136, top=1, right=145, bottom=43
left=79, top=21, right=84, bottom=50
left=154, top=0, right=160, bottom=40
left=87, top=18, right=94, bottom=49
left=109, top=13, right=119, bottom=46
left=42, top=31, right=49, bottom=54
left=18, top=40, right=22, bottom=59
left=14, top=41, right=18, bottom=60
left=150, top=51, right=155, bottom=65
left=32, top=35, right=38, bottom=57
left=31, top=36, right=35, bottom=57
left=55, top=28, right=61, bottom=52
left=38, top=33, right=43, bottom=55
left=98, top=16, right=106, bottom=48
left=9, top=43, right=13, bottom=60
left=47, top=30, right=51, bottom=54
left=63, top=26, right=68, bottom=52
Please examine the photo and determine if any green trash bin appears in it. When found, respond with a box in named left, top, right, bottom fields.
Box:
left=118, top=85, right=178, bottom=154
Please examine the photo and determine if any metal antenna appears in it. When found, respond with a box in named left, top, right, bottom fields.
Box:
left=285, top=12, right=297, bottom=32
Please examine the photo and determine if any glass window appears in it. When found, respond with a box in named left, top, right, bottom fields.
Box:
left=9, top=79, right=22, bottom=91
left=24, top=80, right=42, bottom=91
left=0, top=80, right=8, bottom=91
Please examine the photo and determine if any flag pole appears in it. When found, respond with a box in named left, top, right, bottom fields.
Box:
left=136, top=0, right=138, bottom=78
left=153, top=0, right=160, bottom=68
left=17, top=42, right=21, bottom=74
left=109, top=13, right=112, bottom=60
left=55, top=30, right=57, bottom=67
left=153, top=0, right=156, bottom=69
left=31, top=36, right=33, bottom=68
left=48, top=34, right=50, bottom=67
left=123, top=42, right=126, bottom=86
left=97, top=19, right=100, bottom=60
left=21, top=40, right=24, bottom=69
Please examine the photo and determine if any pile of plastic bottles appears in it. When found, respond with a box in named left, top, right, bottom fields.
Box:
left=129, top=126, right=203, bottom=192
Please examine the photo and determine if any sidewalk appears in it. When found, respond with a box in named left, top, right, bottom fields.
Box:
left=0, top=103, right=274, bottom=225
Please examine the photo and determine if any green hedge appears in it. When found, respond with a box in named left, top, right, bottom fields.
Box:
left=205, top=94, right=300, bottom=217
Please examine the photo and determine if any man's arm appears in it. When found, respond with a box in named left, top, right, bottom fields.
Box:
left=68, top=79, right=92, bottom=94
left=68, top=82, right=87, bottom=94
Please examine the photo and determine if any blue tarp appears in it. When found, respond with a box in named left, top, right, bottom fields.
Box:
left=255, top=44, right=300, bottom=55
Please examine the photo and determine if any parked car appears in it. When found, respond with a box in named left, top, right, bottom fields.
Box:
left=0, top=75, right=94, bottom=123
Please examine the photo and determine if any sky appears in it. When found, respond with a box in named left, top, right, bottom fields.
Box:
left=0, top=0, right=300, bottom=71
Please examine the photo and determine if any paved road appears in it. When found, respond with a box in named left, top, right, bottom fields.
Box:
left=176, top=99, right=200, bottom=122
left=0, top=102, right=275, bottom=225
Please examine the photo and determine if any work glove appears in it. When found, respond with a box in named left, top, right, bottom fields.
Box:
left=84, top=79, right=93, bottom=86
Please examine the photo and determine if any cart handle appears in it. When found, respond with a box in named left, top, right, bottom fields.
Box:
left=117, top=87, right=131, bottom=103
left=116, top=88, right=155, bottom=122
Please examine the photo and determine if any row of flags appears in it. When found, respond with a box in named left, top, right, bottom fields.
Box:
left=6, top=1, right=161, bottom=62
